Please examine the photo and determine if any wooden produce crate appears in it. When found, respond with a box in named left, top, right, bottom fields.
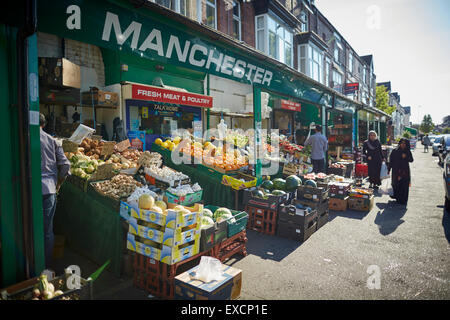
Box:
left=297, top=185, right=329, bottom=203
left=242, top=188, right=294, bottom=211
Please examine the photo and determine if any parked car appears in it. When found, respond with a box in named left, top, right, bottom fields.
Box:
left=444, top=153, right=450, bottom=212
left=437, top=135, right=450, bottom=165
left=432, top=135, right=443, bottom=156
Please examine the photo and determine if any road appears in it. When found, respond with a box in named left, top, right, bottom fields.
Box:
left=59, top=147, right=450, bottom=300
left=232, top=147, right=450, bottom=299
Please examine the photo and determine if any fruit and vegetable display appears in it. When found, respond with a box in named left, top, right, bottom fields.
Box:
left=127, top=186, right=159, bottom=209
left=280, top=140, right=304, bottom=153
left=136, top=194, right=169, bottom=214
left=144, top=165, right=189, bottom=185
left=107, top=153, right=138, bottom=170
left=91, top=174, right=143, bottom=199
left=137, top=151, right=163, bottom=168
left=330, top=163, right=347, bottom=169
left=303, top=172, right=329, bottom=181
left=349, top=188, right=373, bottom=195
left=225, top=131, right=249, bottom=148
left=78, top=137, right=106, bottom=159
left=166, top=183, right=202, bottom=197
left=200, top=207, right=235, bottom=229
left=68, top=153, right=104, bottom=179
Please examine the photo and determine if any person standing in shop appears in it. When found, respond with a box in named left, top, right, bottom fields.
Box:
left=40, top=113, right=71, bottom=268
left=362, top=131, right=385, bottom=190
left=304, top=125, right=328, bottom=173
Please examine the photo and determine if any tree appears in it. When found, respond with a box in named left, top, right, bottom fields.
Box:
left=375, top=86, right=396, bottom=115
left=419, top=114, right=434, bottom=134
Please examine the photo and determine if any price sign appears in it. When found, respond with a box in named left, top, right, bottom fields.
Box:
left=101, top=141, right=116, bottom=156
left=90, top=163, right=116, bottom=181
left=62, top=139, right=78, bottom=153
left=116, top=139, right=131, bottom=152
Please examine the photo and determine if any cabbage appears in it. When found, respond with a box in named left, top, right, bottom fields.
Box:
left=213, top=207, right=232, bottom=220
left=201, top=216, right=214, bottom=229
left=202, top=209, right=213, bottom=219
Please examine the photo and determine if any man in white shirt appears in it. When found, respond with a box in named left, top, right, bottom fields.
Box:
left=304, top=125, right=328, bottom=173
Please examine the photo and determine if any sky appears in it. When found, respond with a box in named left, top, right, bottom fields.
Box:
left=315, top=0, right=450, bottom=125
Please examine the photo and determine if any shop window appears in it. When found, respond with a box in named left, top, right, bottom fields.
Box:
left=206, top=0, right=217, bottom=29
left=298, top=43, right=323, bottom=83
left=255, top=14, right=293, bottom=67
left=232, top=1, right=241, bottom=40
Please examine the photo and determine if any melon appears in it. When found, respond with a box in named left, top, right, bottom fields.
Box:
left=138, top=194, right=155, bottom=210
left=272, top=178, right=287, bottom=191
left=154, top=200, right=167, bottom=211
left=272, top=190, right=286, bottom=196
left=261, top=179, right=274, bottom=191
left=304, top=180, right=317, bottom=188
left=151, top=206, right=163, bottom=214
left=213, top=207, right=233, bottom=221
left=285, top=175, right=302, bottom=191
left=202, top=208, right=214, bottom=219
left=252, top=189, right=265, bottom=198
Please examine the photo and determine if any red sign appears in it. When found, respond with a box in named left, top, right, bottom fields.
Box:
left=131, top=84, right=213, bottom=108
left=280, top=99, right=301, bottom=112
left=344, top=83, right=359, bottom=94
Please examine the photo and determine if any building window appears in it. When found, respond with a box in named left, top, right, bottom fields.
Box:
left=298, top=43, right=323, bottom=83
left=324, top=57, right=331, bottom=87
left=206, top=0, right=217, bottom=29
left=362, top=67, right=366, bottom=84
left=153, top=0, right=191, bottom=17
left=300, top=11, right=308, bottom=32
left=232, top=1, right=241, bottom=40
left=255, top=14, right=293, bottom=67
left=333, top=33, right=342, bottom=64
left=348, top=51, right=353, bottom=73
left=333, top=70, right=343, bottom=93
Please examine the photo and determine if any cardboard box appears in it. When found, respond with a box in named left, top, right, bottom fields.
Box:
left=82, top=89, right=119, bottom=107
left=329, top=196, right=349, bottom=211
left=174, top=264, right=242, bottom=300
left=221, top=173, right=257, bottom=190
left=127, top=233, right=200, bottom=265
left=38, top=57, right=81, bottom=88
left=276, top=219, right=316, bottom=242
left=128, top=217, right=200, bottom=247
left=129, top=203, right=203, bottom=229
left=348, top=196, right=374, bottom=212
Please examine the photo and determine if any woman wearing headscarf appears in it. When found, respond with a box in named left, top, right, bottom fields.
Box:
left=388, top=138, right=414, bottom=205
left=362, top=131, right=385, bottom=189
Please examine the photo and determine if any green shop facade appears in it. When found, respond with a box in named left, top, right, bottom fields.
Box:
left=1, top=0, right=382, bottom=286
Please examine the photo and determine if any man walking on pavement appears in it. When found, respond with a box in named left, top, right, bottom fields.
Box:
left=40, top=113, right=71, bottom=268
left=423, top=134, right=431, bottom=153
left=305, top=125, right=328, bottom=174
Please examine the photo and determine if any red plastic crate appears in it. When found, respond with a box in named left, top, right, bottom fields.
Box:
left=245, top=206, right=278, bottom=235
left=355, top=164, right=368, bottom=177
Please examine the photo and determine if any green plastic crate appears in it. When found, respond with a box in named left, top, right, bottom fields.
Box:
left=165, top=189, right=203, bottom=206
left=205, top=205, right=248, bottom=238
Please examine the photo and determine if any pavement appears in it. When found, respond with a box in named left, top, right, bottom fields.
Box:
left=53, top=147, right=450, bottom=300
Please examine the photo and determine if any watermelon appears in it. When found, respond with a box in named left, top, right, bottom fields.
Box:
left=272, top=178, right=286, bottom=191
left=304, top=179, right=317, bottom=188
left=201, top=216, right=214, bottom=229
left=285, top=175, right=302, bottom=191
left=252, top=189, right=265, bottom=198
left=263, top=189, right=271, bottom=194
left=261, top=179, right=274, bottom=191
left=272, top=190, right=286, bottom=196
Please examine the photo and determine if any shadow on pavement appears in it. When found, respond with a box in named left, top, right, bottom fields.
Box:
left=328, top=209, right=370, bottom=221
left=373, top=201, right=407, bottom=236
left=442, top=208, right=450, bottom=244
left=245, top=229, right=301, bottom=262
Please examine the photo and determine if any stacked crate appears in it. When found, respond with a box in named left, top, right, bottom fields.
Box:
left=212, top=230, right=248, bottom=263
left=348, top=188, right=374, bottom=212
left=125, top=202, right=204, bottom=299
left=296, top=184, right=329, bottom=230
left=277, top=203, right=318, bottom=242
left=328, top=182, right=352, bottom=212
left=243, top=189, right=294, bottom=236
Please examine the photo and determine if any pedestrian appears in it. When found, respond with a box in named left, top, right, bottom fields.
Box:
left=387, top=138, right=414, bottom=206
left=40, top=113, right=71, bottom=268
left=422, top=134, right=430, bottom=153
left=304, top=125, right=328, bottom=174
left=363, top=131, right=385, bottom=190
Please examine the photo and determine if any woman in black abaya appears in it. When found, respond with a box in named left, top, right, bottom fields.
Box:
left=388, top=138, right=414, bottom=205
left=363, top=131, right=385, bottom=189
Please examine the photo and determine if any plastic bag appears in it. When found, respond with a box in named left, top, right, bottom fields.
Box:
left=380, top=178, right=393, bottom=196
left=380, top=162, right=389, bottom=180
left=192, top=256, right=225, bottom=283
